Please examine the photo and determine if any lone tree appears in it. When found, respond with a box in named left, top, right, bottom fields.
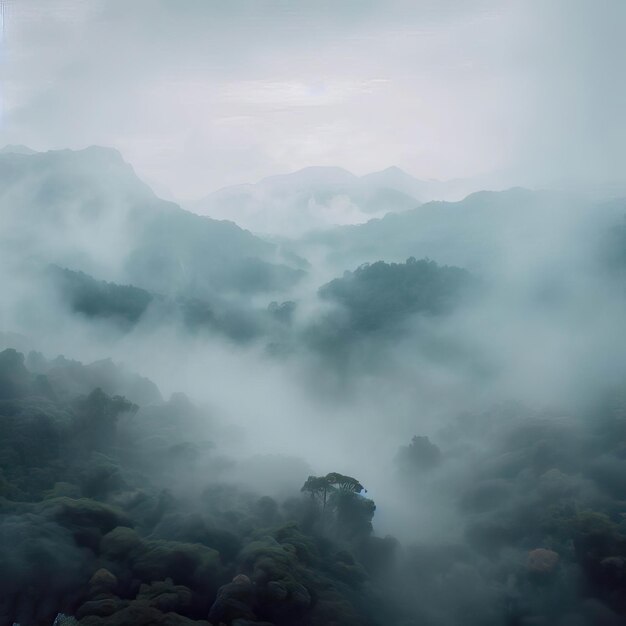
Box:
left=301, top=472, right=374, bottom=540
left=301, top=472, right=366, bottom=513
left=325, top=473, right=365, bottom=493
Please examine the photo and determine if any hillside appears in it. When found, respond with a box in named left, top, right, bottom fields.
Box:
left=191, top=166, right=422, bottom=236
left=302, top=188, right=626, bottom=272
left=0, top=147, right=304, bottom=298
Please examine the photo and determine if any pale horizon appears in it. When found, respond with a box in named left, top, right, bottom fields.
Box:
left=1, top=0, right=624, bottom=200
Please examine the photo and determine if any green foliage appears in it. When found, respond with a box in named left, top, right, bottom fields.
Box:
left=330, top=490, right=376, bottom=540
left=0, top=351, right=382, bottom=626
left=132, top=540, right=220, bottom=588
left=136, top=578, right=193, bottom=613
left=0, top=348, right=32, bottom=398
left=101, top=526, right=143, bottom=559
left=301, top=473, right=366, bottom=500
left=41, top=497, right=133, bottom=535
left=301, top=475, right=332, bottom=503
left=37, top=353, right=162, bottom=406
left=327, top=549, right=369, bottom=584
left=318, top=257, right=471, bottom=333
left=50, top=265, right=153, bottom=326
left=79, top=452, right=127, bottom=498
left=301, top=473, right=374, bottom=544
left=46, top=265, right=273, bottom=343
left=325, top=472, right=366, bottom=493
left=71, top=388, right=137, bottom=450
left=44, top=482, right=82, bottom=500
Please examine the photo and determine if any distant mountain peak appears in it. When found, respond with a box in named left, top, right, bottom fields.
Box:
left=461, top=186, right=535, bottom=204
left=53, top=145, right=127, bottom=164
left=0, top=145, right=156, bottom=204
left=378, top=165, right=411, bottom=175
left=0, top=144, right=37, bottom=155
left=362, top=165, right=417, bottom=181
left=259, top=165, right=358, bottom=188
left=56, top=146, right=145, bottom=181
left=190, top=163, right=485, bottom=236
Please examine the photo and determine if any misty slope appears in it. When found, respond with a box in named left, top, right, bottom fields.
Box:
left=301, top=258, right=474, bottom=364
left=301, top=187, right=626, bottom=272
left=318, top=258, right=471, bottom=332
left=0, top=144, right=38, bottom=155
left=0, top=147, right=304, bottom=298
left=3, top=146, right=626, bottom=626
left=191, top=165, right=488, bottom=238
left=359, top=166, right=479, bottom=204
left=0, top=348, right=393, bottom=626
left=191, top=166, right=423, bottom=237
left=47, top=265, right=290, bottom=343
left=3, top=344, right=626, bottom=625
left=45, top=259, right=474, bottom=357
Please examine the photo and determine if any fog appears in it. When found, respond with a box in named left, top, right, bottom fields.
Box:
left=2, top=1, right=625, bottom=198
left=1, top=3, right=626, bottom=626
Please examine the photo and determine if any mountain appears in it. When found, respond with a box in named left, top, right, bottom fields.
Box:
left=259, top=165, right=358, bottom=189
left=360, top=166, right=432, bottom=198
left=360, top=166, right=478, bottom=202
left=191, top=165, right=422, bottom=237
left=0, top=144, right=38, bottom=155
left=190, top=165, right=491, bottom=237
left=0, top=147, right=305, bottom=298
left=301, top=188, right=626, bottom=273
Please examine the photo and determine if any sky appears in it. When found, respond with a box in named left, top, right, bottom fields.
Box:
left=0, top=0, right=624, bottom=200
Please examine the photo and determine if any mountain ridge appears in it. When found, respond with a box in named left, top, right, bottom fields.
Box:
left=0, top=146, right=305, bottom=298
left=190, top=163, right=491, bottom=237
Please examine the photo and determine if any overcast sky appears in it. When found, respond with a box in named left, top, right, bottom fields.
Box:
left=0, top=0, right=624, bottom=200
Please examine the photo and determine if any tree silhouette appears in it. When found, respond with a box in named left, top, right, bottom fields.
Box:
left=301, top=472, right=366, bottom=515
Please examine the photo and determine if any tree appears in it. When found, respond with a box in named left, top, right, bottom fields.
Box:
left=325, top=472, right=366, bottom=494
left=301, top=473, right=372, bottom=539
left=301, top=475, right=333, bottom=513
left=72, top=388, right=137, bottom=450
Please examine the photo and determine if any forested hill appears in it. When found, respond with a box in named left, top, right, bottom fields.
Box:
left=319, top=258, right=472, bottom=333
left=0, top=147, right=305, bottom=298
left=3, top=344, right=626, bottom=625
left=301, top=188, right=626, bottom=272
left=0, top=348, right=389, bottom=625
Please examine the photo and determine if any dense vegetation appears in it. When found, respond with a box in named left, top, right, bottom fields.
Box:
left=46, top=258, right=473, bottom=360
left=3, top=147, right=626, bottom=626
left=303, top=258, right=472, bottom=364
left=48, top=265, right=293, bottom=343
left=0, top=349, right=394, bottom=626
left=51, top=267, right=155, bottom=328
left=319, top=258, right=471, bottom=333
left=302, top=189, right=626, bottom=274
left=2, top=347, right=626, bottom=625
left=0, top=148, right=305, bottom=300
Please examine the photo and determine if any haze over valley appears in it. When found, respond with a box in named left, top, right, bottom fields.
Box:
left=1, top=2, right=626, bottom=626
